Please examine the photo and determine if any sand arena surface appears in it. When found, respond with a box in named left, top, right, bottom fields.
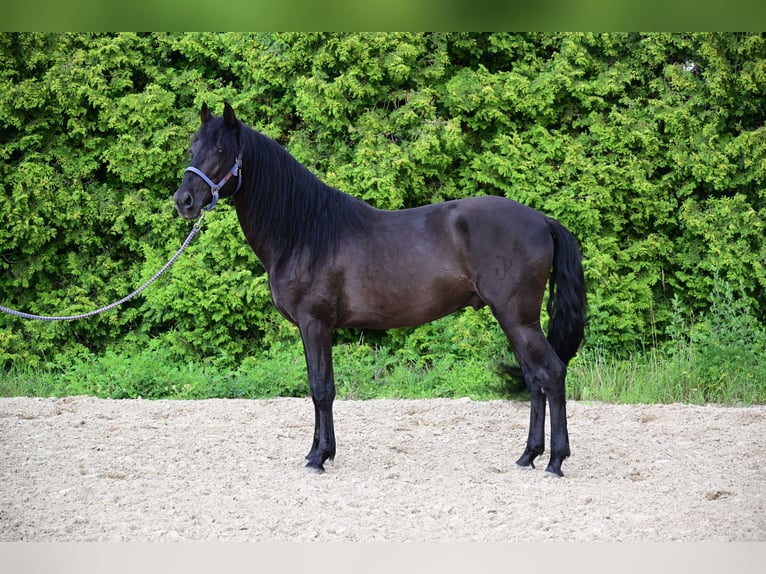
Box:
left=1, top=396, right=763, bottom=541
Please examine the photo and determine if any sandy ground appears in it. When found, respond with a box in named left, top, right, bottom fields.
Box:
left=0, top=396, right=763, bottom=542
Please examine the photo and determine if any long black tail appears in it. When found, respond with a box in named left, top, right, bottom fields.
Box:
left=545, top=218, right=587, bottom=365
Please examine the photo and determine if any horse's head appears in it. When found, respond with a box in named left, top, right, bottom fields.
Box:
left=174, top=103, right=243, bottom=219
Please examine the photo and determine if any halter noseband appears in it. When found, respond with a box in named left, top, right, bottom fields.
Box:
left=184, top=149, right=243, bottom=211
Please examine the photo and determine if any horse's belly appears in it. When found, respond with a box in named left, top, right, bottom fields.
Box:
left=338, top=275, right=481, bottom=330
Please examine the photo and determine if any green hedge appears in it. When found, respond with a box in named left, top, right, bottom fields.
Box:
left=1, top=33, right=765, bottom=370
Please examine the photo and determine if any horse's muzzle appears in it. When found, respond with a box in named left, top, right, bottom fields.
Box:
left=173, top=188, right=201, bottom=220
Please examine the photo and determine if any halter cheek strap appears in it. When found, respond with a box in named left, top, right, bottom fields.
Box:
left=185, top=153, right=243, bottom=211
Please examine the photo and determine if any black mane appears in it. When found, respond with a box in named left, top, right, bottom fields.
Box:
left=238, top=126, right=368, bottom=272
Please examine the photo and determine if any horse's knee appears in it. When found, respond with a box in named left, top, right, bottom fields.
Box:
left=310, top=380, right=336, bottom=405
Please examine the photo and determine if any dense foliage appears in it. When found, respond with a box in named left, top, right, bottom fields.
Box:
left=1, top=33, right=764, bottom=398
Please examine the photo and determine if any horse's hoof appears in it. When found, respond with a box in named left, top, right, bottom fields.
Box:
left=305, top=463, right=325, bottom=475
left=515, top=452, right=540, bottom=469
left=544, top=468, right=564, bottom=478
left=515, top=463, right=534, bottom=471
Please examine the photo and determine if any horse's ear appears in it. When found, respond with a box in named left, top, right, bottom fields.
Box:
left=200, top=103, right=212, bottom=125
left=223, top=102, right=238, bottom=128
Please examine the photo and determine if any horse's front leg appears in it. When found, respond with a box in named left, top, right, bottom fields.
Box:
left=299, top=316, right=336, bottom=473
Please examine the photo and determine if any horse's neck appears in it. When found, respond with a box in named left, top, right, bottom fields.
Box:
left=231, top=130, right=273, bottom=268
left=234, top=129, right=361, bottom=274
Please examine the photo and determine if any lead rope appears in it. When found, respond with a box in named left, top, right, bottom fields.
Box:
left=0, top=212, right=207, bottom=321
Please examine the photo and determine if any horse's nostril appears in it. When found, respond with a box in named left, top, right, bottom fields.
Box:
left=182, top=192, right=193, bottom=208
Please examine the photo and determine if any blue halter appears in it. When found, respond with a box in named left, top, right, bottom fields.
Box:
left=184, top=151, right=243, bottom=211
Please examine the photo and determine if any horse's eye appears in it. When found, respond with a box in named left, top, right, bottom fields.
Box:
left=216, top=147, right=224, bottom=155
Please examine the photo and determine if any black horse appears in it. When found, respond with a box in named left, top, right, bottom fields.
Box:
left=174, top=103, right=586, bottom=477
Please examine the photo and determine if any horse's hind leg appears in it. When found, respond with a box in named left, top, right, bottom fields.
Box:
left=516, top=371, right=546, bottom=469
left=494, top=313, right=571, bottom=477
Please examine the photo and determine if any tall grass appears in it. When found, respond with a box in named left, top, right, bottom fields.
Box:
left=566, top=343, right=762, bottom=406
left=2, top=335, right=763, bottom=405
left=2, top=278, right=764, bottom=405
left=0, top=340, right=514, bottom=401
left=568, top=275, right=766, bottom=405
